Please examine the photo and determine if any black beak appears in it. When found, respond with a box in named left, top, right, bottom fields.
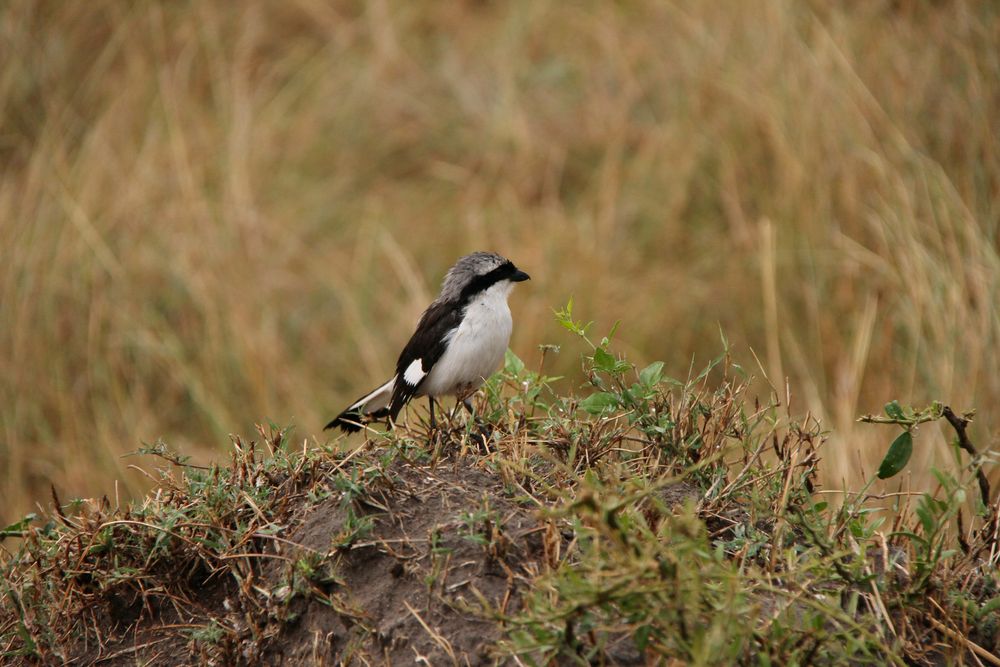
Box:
left=511, top=269, right=531, bottom=282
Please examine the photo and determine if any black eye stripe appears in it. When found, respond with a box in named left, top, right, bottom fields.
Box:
left=458, top=261, right=518, bottom=303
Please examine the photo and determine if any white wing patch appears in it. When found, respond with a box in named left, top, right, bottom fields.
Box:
left=403, top=358, right=426, bottom=386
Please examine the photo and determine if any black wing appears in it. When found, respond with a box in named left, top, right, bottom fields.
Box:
left=387, top=300, right=462, bottom=422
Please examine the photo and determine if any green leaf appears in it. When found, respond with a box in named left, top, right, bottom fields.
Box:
left=916, top=495, right=936, bottom=534
left=578, top=392, right=620, bottom=414
left=592, top=348, right=617, bottom=373
left=557, top=317, right=578, bottom=334
left=634, top=625, right=652, bottom=651
left=1, top=514, right=36, bottom=540
left=504, top=349, right=525, bottom=375
left=884, top=400, right=905, bottom=420
left=980, top=596, right=1000, bottom=617
left=16, top=619, right=37, bottom=655
left=877, top=431, right=913, bottom=479
left=916, top=505, right=935, bottom=534
left=555, top=297, right=577, bottom=332
left=931, top=468, right=956, bottom=491
left=639, top=361, right=664, bottom=387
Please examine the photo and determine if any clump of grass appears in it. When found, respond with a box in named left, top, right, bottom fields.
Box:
left=0, top=424, right=369, bottom=663
left=481, top=312, right=1000, bottom=665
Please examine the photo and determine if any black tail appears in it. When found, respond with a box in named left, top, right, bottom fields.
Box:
left=324, top=407, right=390, bottom=432
left=324, top=378, right=395, bottom=432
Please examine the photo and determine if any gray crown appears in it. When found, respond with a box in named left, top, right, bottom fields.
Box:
left=438, top=252, right=508, bottom=301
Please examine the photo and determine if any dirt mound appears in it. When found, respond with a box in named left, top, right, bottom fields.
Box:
left=64, top=449, right=548, bottom=666
left=261, top=461, right=544, bottom=665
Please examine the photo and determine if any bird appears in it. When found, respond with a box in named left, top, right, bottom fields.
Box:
left=325, top=251, right=530, bottom=433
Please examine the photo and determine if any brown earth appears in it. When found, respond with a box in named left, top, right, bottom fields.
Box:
left=75, top=456, right=553, bottom=666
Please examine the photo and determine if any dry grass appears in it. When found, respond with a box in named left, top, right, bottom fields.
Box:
left=1, top=0, right=999, bottom=522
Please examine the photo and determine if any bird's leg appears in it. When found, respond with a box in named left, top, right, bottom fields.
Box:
left=428, top=396, right=437, bottom=432
left=457, top=394, right=491, bottom=452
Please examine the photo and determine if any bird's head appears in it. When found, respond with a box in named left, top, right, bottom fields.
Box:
left=439, top=252, right=530, bottom=303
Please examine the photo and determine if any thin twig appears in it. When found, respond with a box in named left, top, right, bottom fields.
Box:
left=927, top=616, right=1000, bottom=666
left=94, top=638, right=169, bottom=663
left=942, top=407, right=991, bottom=510
left=403, top=600, right=457, bottom=663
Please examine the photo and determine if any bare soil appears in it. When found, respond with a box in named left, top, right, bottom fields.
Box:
left=79, top=456, right=549, bottom=666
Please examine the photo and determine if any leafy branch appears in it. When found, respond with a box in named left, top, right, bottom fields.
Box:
left=859, top=401, right=989, bottom=509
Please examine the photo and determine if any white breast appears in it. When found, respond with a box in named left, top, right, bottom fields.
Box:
left=421, top=280, right=514, bottom=398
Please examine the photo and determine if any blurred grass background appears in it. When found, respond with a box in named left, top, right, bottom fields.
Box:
left=1, top=0, right=998, bottom=524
